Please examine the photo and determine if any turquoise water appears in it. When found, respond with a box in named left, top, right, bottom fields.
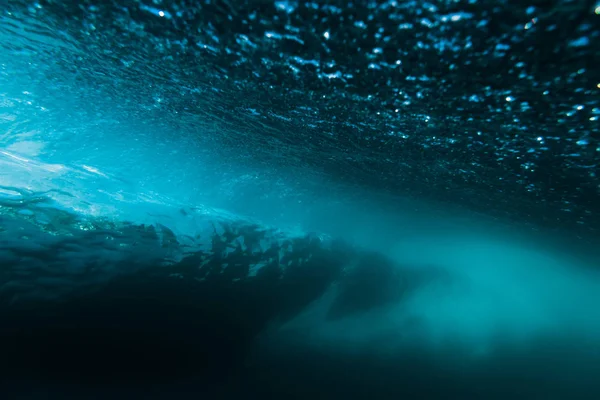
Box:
left=1, top=1, right=600, bottom=398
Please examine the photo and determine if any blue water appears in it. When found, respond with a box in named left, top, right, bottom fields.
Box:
left=1, top=0, right=600, bottom=398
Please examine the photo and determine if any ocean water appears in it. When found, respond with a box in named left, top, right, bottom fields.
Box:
left=1, top=0, right=599, bottom=398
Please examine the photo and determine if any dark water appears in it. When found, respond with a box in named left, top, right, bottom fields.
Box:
left=1, top=0, right=600, bottom=398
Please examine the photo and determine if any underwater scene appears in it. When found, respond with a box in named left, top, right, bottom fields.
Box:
left=1, top=0, right=599, bottom=398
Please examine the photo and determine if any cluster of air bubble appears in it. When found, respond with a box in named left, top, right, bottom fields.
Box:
left=2, top=0, right=599, bottom=235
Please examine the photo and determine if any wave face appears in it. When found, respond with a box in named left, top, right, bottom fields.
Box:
left=1, top=0, right=600, bottom=398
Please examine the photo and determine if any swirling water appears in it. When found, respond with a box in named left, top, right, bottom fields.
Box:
left=1, top=0, right=600, bottom=398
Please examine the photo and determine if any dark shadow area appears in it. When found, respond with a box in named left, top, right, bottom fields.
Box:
left=325, top=251, right=446, bottom=321
left=0, top=232, right=352, bottom=390
left=241, top=335, right=600, bottom=400
left=0, top=272, right=330, bottom=385
left=4, top=322, right=600, bottom=399
left=327, top=251, right=404, bottom=320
